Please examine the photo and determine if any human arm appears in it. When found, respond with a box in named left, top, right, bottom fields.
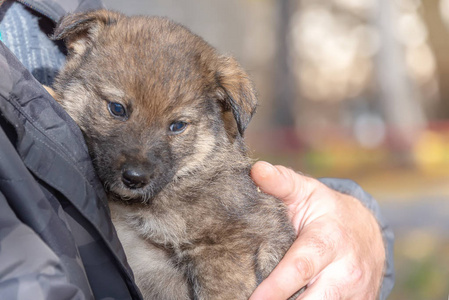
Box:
left=249, top=161, right=394, bottom=299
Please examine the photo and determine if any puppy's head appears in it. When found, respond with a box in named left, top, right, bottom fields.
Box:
left=53, top=10, right=257, bottom=202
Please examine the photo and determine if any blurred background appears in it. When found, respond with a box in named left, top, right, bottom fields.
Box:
left=104, top=0, right=448, bottom=299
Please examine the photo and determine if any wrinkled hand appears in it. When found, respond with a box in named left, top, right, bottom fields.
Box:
left=249, top=161, right=385, bottom=300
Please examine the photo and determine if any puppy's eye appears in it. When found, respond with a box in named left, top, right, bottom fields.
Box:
left=108, top=102, right=127, bottom=119
left=169, top=121, right=188, bottom=134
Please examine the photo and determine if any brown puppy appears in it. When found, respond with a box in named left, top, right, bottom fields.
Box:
left=52, top=10, right=297, bottom=300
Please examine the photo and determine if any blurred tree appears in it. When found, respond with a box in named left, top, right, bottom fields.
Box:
left=373, top=0, right=426, bottom=148
left=272, top=0, right=296, bottom=127
left=421, top=0, right=449, bottom=119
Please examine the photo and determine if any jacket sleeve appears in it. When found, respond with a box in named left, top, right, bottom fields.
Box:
left=318, top=178, right=394, bottom=300
left=0, top=191, right=85, bottom=300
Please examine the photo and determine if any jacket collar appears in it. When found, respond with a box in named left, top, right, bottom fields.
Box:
left=16, top=0, right=104, bottom=22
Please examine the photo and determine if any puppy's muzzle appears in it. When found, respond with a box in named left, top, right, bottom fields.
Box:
left=122, top=169, right=149, bottom=189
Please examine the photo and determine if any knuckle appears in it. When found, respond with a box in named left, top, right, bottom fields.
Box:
left=294, top=256, right=315, bottom=283
left=286, top=169, right=308, bottom=199
left=345, top=262, right=363, bottom=284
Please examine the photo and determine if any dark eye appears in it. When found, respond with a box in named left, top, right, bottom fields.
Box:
left=108, top=102, right=127, bottom=119
left=169, top=121, right=188, bottom=134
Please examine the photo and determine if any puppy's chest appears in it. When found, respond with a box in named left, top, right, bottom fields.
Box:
left=110, top=189, right=254, bottom=253
left=109, top=196, right=214, bottom=246
left=110, top=205, right=185, bottom=247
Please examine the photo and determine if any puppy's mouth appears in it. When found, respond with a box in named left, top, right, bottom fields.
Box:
left=109, top=193, right=149, bottom=205
left=105, top=178, right=167, bottom=205
left=105, top=181, right=152, bottom=204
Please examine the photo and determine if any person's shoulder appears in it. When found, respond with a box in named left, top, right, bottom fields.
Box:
left=21, top=0, right=105, bottom=22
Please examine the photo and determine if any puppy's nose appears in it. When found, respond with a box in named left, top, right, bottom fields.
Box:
left=121, top=169, right=149, bottom=189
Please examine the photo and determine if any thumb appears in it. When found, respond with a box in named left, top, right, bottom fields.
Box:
left=251, top=161, right=315, bottom=205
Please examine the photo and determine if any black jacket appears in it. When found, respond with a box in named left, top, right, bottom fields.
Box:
left=0, top=0, right=142, bottom=299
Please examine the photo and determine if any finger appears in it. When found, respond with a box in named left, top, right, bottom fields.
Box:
left=249, top=224, right=337, bottom=300
left=251, top=161, right=316, bottom=205
left=296, top=273, right=342, bottom=300
left=296, top=259, right=367, bottom=300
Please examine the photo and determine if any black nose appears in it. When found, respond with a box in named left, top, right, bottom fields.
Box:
left=121, top=169, right=149, bottom=189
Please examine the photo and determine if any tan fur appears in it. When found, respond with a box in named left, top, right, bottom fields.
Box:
left=52, top=10, right=298, bottom=300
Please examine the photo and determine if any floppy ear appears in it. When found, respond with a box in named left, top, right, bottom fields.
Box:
left=216, top=56, right=258, bottom=136
left=52, top=10, right=122, bottom=55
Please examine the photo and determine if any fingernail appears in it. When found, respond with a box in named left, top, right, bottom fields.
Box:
left=256, top=161, right=276, bottom=179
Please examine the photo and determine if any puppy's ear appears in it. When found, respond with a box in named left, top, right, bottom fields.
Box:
left=52, top=10, right=121, bottom=55
left=216, top=56, right=258, bottom=136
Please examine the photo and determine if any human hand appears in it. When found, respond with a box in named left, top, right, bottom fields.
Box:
left=249, top=161, right=385, bottom=299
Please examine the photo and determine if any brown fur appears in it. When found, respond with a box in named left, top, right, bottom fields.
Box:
left=52, top=10, right=297, bottom=300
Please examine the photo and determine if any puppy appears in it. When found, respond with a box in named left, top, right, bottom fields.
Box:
left=51, top=10, right=297, bottom=300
